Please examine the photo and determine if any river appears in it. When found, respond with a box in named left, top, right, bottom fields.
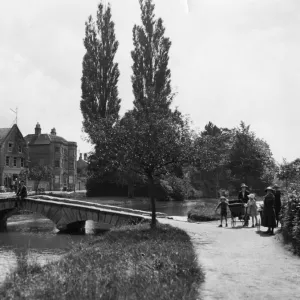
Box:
left=0, top=198, right=211, bottom=284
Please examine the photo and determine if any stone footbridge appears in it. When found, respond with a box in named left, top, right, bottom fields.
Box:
left=0, top=195, right=167, bottom=232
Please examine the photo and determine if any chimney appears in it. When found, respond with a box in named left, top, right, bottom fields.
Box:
left=79, top=153, right=82, bottom=160
left=50, top=128, right=56, bottom=135
left=84, top=153, right=87, bottom=161
left=35, top=123, right=41, bottom=135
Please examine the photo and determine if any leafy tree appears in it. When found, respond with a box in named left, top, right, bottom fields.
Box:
left=20, top=165, right=53, bottom=194
left=194, top=123, right=233, bottom=197
left=201, top=122, right=222, bottom=137
left=80, top=2, right=121, bottom=144
left=228, top=121, right=274, bottom=185
left=277, top=158, right=300, bottom=188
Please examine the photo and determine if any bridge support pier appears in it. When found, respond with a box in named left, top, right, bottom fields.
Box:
left=57, top=221, right=86, bottom=233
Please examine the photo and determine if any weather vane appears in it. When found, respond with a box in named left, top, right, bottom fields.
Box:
left=10, top=107, right=18, bottom=125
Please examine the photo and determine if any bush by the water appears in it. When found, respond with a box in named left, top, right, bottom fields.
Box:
left=281, top=189, right=300, bottom=255
left=187, top=201, right=220, bottom=222
left=86, top=174, right=202, bottom=201
left=0, top=224, right=204, bottom=300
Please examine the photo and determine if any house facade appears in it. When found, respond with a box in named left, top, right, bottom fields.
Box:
left=24, top=123, right=77, bottom=191
left=0, top=125, right=28, bottom=192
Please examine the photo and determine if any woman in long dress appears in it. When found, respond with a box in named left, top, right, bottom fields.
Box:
left=262, top=186, right=276, bottom=235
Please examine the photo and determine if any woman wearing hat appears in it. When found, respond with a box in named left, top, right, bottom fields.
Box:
left=273, top=184, right=282, bottom=227
left=262, top=187, right=276, bottom=235
left=238, top=183, right=250, bottom=204
left=238, top=183, right=250, bottom=226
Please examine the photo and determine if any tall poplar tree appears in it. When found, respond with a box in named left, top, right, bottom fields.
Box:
left=117, top=0, right=192, bottom=226
left=131, top=0, right=172, bottom=112
left=80, top=2, right=120, bottom=144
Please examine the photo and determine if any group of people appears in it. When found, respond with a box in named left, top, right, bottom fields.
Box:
left=215, top=183, right=282, bottom=235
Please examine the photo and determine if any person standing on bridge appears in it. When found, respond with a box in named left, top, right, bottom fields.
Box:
left=16, top=180, right=27, bottom=207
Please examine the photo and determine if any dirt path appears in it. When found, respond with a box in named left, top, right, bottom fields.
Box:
left=160, top=218, right=300, bottom=300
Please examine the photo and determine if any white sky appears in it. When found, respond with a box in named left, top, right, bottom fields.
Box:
left=0, top=0, right=299, bottom=163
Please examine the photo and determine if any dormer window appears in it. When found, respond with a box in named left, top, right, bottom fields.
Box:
left=8, top=142, right=13, bottom=152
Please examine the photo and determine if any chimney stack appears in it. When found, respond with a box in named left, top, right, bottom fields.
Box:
left=35, top=123, right=41, bottom=135
left=50, top=128, right=56, bottom=135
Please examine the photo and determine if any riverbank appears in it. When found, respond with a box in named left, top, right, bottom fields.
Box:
left=0, top=223, right=204, bottom=300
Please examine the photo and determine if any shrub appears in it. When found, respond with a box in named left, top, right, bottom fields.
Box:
left=281, top=189, right=300, bottom=255
left=187, top=202, right=219, bottom=222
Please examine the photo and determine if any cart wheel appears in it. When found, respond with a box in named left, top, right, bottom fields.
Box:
left=241, top=218, right=244, bottom=227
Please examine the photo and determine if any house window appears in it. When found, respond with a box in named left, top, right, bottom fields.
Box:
left=69, top=176, right=73, bottom=184
left=8, top=142, right=13, bottom=152
left=5, top=157, right=9, bottom=166
left=55, top=147, right=60, bottom=153
left=13, top=157, right=17, bottom=167
left=55, top=160, right=60, bottom=168
left=18, top=145, right=22, bottom=153
left=55, top=175, right=60, bottom=184
left=21, top=158, right=24, bottom=167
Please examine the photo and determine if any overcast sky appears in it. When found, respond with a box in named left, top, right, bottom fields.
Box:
left=0, top=0, right=299, bottom=163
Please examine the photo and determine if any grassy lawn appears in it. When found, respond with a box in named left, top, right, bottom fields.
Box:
left=0, top=223, right=204, bottom=300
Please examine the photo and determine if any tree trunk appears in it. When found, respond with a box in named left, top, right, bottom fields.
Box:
left=215, top=171, right=220, bottom=198
left=127, top=181, right=134, bottom=199
left=148, top=176, right=156, bottom=228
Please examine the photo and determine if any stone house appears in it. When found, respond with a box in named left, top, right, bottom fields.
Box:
left=24, top=123, right=77, bottom=191
left=0, top=124, right=28, bottom=192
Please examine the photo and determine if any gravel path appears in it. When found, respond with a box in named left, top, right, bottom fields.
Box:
left=160, top=218, right=300, bottom=300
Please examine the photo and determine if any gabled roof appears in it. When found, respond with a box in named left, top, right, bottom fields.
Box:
left=0, top=124, right=26, bottom=146
left=0, top=128, right=11, bottom=145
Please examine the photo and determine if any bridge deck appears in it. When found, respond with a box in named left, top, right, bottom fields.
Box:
left=28, top=195, right=167, bottom=218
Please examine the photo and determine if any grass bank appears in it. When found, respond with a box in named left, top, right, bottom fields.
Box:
left=0, top=224, right=204, bottom=300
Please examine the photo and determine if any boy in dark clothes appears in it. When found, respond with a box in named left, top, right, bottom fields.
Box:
left=215, top=196, right=229, bottom=227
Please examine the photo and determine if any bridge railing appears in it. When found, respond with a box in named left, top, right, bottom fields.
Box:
left=28, top=195, right=167, bottom=218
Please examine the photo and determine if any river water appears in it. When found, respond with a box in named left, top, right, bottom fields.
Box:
left=0, top=198, right=212, bottom=284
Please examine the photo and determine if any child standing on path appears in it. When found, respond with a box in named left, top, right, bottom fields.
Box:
left=215, top=196, right=229, bottom=227
left=246, top=193, right=258, bottom=227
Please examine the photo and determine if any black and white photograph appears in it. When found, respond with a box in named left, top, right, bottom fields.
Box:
left=0, top=0, right=299, bottom=299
